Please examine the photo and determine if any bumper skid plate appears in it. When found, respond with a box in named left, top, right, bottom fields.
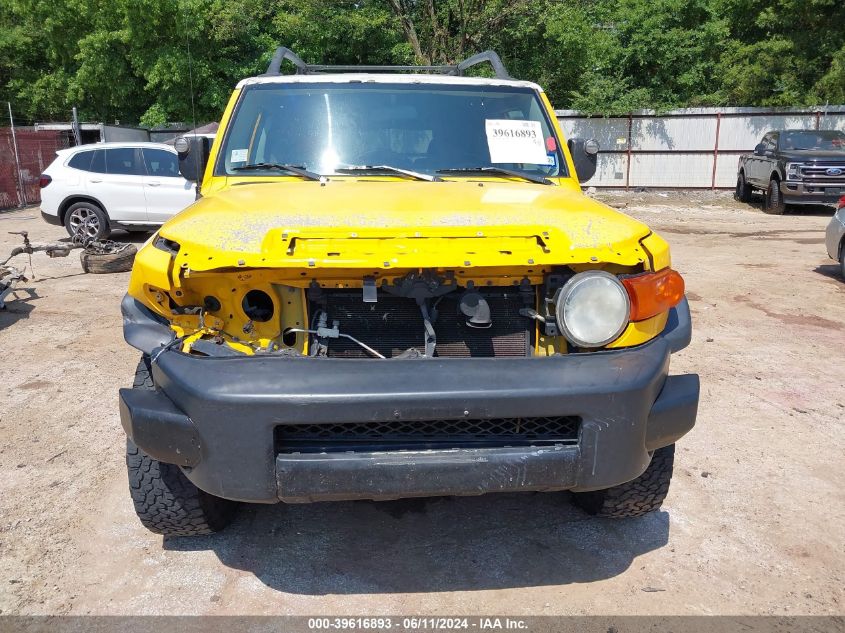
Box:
left=276, top=445, right=581, bottom=503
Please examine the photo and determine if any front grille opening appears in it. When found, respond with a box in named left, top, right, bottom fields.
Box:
left=275, top=416, right=581, bottom=453
left=313, top=289, right=532, bottom=359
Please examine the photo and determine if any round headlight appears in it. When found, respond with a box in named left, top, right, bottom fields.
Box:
left=556, top=271, right=630, bottom=348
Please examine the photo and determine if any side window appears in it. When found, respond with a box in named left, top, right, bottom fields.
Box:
left=762, top=134, right=776, bottom=151
left=769, top=134, right=779, bottom=150
left=90, top=149, right=106, bottom=173
left=141, top=149, right=180, bottom=177
left=105, top=147, right=142, bottom=175
left=67, top=151, right=93, bottom=171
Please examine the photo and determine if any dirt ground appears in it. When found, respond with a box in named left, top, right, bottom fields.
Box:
left=0, top=191, right=842, bottom=616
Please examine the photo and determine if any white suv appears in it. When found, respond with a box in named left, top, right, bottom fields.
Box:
left=39, top=142, right=197, bottom=239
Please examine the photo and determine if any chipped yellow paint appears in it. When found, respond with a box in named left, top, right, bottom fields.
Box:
left=183, top=266, right=550, bottom=288
left=152, top=181, right=652, bottom=272
left=127, top=78, right=678, bottom=354
left=171, top=313, right=225, bottom=332
left=128, top=241, right=173, bottom=301
left=536, top=332, right=567, bottom=355
left=273, top=284, right=308, bottom=352
left=606, top=311, right=669, bottom=349
left=639, top=232, right=672, bottom=271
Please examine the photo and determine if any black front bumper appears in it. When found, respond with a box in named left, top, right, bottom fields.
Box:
left=119, top=297, right=699, bottom=504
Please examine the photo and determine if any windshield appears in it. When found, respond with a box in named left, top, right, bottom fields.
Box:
left=216, top=83, right=566, bottom=178
left=780, top=130, right=845, bottom=151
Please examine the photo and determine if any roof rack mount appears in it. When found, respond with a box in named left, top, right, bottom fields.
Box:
left=263, top=47, right=511, bottom=80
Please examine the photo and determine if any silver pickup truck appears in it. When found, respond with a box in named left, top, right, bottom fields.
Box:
left=735, top=129, right=845, bottom=214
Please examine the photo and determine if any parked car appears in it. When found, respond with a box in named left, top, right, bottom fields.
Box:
left=825, top=194, right=845, bottom=278
left=39, top=142, right=197, bottom=239
left=735, top=129, right=845, bottom=214
left=118, top=47, right=699, bottom=536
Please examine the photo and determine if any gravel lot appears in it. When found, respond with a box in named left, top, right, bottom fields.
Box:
left=0, top=192, right=843, bottom=616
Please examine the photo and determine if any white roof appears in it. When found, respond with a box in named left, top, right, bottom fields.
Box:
left=57, top=141, right=176, bottom=154
left=237, top=73, right=543, bottom=92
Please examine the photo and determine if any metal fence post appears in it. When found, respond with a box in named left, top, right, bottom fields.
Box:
left=71, top=106, right=82, bottom=146
left=711, top=112, right=722, bottom=190
left=7, top=102, right=27, bottom=207
left=625, top=113, right=633, bottom=191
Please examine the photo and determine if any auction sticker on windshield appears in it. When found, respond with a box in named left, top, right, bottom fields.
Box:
left=230, top=148, right=248, bottom=163
left=485, top=119, right=549, bottom=165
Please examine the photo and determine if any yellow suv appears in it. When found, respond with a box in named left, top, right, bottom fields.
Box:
left=119, top=48, right=699, bottom=535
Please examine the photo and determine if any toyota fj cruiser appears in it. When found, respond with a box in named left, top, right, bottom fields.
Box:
left=119, top=48, right=699, bottom=535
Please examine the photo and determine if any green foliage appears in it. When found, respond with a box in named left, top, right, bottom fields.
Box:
left=713, top=0, right=845, bottom=106
left=0, top=0, right=843, bottom=123
left=273, top=0, right=405, bottom=65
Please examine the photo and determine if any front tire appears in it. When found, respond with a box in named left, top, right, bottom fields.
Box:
left=763, top=178, right=786, bottom=215
left=126, top=356, right=238, bottom=536
left=64, top=201, right=111, bottom=239
left=572, top=444, right=675, bottom=518
left=735, top=171, right=752, bottom=202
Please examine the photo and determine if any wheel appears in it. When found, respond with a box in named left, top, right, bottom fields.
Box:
left=763, top=178, right=786, bottom=215
left=840, top=250, right=845, bottom=279
left=126, top=356, right=238, bottom=536
left=572, top=444, right=675, bottom=518
left=80, top=244, right=137, bottom=274
left=734, top=171, right=752, bottom=203
left=63, top=201, right=111, bottom=239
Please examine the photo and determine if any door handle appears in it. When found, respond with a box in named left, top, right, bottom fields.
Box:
left=147, top=181, right=161, bottom=187
left=89, top=179, right=102, bottom=183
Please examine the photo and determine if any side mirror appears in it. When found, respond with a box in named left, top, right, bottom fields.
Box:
left=754, top=143, right=767, bottom=157
left=567, top=137, right=599, bottom=183
left=176, top=135, right=212, bottom=183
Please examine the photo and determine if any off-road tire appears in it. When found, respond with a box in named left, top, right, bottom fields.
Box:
left=572, top=444, right=675, bottom=518
left=763, top=178, right=786, bottom=215
left=63, top=201, right=111, bottom=239
left=734, top=171, right=752, bottom=203
left=80, top=244, right=137, bottom=274
left=126, top=356, right=238, bottom=536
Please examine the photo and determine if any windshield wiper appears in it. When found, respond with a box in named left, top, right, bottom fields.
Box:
left=232, top=163, right=323, bottom=181
left=437, top=167, right=553, bottom=185
left=336, top=165, right=441, bottom=182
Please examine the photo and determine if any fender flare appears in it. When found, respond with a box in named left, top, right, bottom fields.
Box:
left=58, top=194, right=110, bottom=224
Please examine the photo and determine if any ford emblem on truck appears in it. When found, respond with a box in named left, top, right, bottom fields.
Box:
left=826, top=168, right=843, bottom=176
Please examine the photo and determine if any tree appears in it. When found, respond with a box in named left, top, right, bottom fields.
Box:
left=0, top=0, right=843, bottom=124
left=714, top=0, right=845, bottom=106
left=383, top=0, right=539, bottom=65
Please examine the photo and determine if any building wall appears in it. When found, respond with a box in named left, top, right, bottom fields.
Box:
left=101, top=125, right=150, bottom=142
left=557, top=106, right=845, bottom=189
left=0, top=128, right=69, bottom=209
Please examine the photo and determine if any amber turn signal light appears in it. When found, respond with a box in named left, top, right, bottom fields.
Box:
left=622, top=268, right=685, bottom=322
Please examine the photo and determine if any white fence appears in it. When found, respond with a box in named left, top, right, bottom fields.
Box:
left=556, top=106, right=845, bottom=189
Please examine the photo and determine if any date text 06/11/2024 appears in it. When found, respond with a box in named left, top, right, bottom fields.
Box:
left=307, top=617, right=529, bottom=630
